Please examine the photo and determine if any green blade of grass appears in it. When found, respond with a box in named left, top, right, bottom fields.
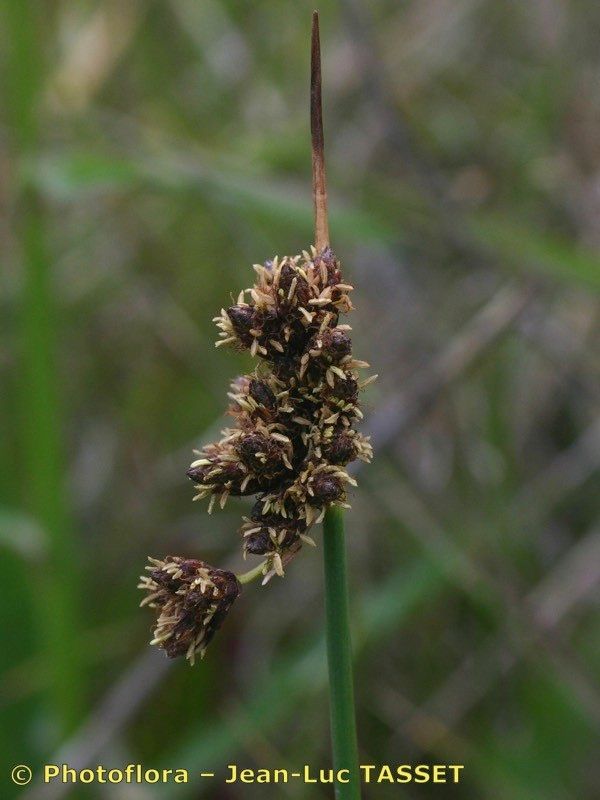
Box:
left=30, top=150, right=399, bottom=246
left=4, top=0, right=84, bottom=737
left=470, top=211, right=600, bottom=289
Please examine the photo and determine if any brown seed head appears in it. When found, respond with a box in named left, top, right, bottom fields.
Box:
left=310, top=473, right=344, bottom=504
left=249, top=379, right=276, bottom=411
left=238, top=432, right=285, bottom=475
left=320, top=328, right=352, bottom=360
left=138, top=556, right=240, bottom=664
left=227, top=305, right=255, bottom=344
left=323, top=431, right=358, bottom=465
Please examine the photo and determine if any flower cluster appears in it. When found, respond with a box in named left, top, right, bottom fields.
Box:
left=139, top=246, right=373, bottom=661
left=138, top=557, right=240, bottom=665
left=190, top=246, right=373, bottom=578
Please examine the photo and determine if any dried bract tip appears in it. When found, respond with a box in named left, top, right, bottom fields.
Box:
left=138, top=556, right=240, bottom=664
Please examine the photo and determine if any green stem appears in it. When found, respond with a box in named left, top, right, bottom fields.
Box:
left=323, top=506, right=361, bottom=799
left=236, top=560, right=267, bottom=585
left=4, top=0, right=83, bottom=737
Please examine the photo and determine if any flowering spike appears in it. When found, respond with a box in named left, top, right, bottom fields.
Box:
left=138, top=557, right=240, bottom=664
left=189, top=247, right=375, bottom=570
left=138, top=15, right=374, bottom=665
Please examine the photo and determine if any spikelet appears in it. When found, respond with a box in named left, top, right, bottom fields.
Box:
left=191, top=247, right=374, bottom=574
left=138, top=557, right=240, bottom=665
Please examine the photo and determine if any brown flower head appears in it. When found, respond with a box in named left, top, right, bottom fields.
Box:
left=202, top=247, right=375, bottom=575
left=138, top=247, right=374, bottom=664
left=138, top=557, right=240, bottom=664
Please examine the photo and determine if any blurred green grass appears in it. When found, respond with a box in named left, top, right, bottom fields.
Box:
left=1, top=1, right=599, bottom=799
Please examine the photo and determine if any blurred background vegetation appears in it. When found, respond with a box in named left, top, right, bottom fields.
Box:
left=1, top=1, right=599, bottom=798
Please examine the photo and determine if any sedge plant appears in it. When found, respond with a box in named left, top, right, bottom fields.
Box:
left=138, top=13, right=372, bottom=799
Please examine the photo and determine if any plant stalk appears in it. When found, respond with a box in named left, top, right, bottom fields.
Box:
left=323, top=506, right=361, bottom=799
left=237, top=561, right=267, bottom=585
left=312, top=12, right=361, bottom=798
left=4, top=0, right=84, bottom=736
